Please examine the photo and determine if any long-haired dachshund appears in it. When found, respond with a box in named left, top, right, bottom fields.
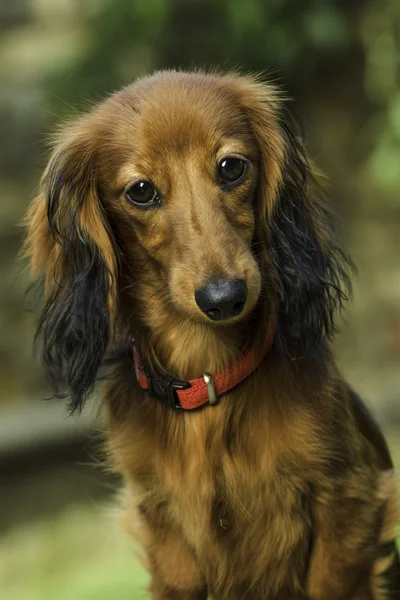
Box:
left=25, top=71, right=399, bottom=599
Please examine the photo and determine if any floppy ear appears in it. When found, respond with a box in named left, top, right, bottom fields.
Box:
left=269, top=115, right=352, bottom=354
left=24, top=121, right=117, bottom=412
left=233, top=76, right=352, bottom=355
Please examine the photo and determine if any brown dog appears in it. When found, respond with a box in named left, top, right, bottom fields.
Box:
left=25, top=71, right=399, bottom=599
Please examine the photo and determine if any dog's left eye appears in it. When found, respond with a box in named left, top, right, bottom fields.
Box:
left=218, top=157, right=247, bottom=185
left=125, top=181, right=160, bottom=207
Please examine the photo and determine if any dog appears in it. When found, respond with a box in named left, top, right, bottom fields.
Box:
left=25, top=70, right=399, bottom=599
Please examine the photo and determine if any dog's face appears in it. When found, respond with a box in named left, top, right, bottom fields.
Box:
left=107, top=74, right=266, bottom=327
left=25, top=71, right=350, bottom=410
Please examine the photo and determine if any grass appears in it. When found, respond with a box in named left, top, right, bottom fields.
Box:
left=0, top=504, right=150, bottom=600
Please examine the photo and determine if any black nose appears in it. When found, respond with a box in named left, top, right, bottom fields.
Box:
left=195, top=278, right=248, bottom=321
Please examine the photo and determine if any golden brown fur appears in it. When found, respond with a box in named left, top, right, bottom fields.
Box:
left=24, top=70, right=399, bottom=599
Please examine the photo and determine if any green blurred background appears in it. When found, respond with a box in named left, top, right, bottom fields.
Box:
left=0, top=0, right=399, bottom=598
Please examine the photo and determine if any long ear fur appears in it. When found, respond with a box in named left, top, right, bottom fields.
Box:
left=231, top=76, right=352, bottom=355
left=24, top=122, right=117, bottom=412
left=271, top=112, right=352, bottom=354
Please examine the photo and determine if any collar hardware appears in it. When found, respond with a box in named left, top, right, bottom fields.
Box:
left=144, top=367, right=191, bottom=409
left=203, top=372, right=218, bottom=405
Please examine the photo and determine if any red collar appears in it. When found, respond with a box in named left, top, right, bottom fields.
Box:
left=133, top=318, right=276, bottom=410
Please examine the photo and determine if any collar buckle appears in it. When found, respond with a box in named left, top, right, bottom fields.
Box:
left=145, top=369, right=191, bottom=409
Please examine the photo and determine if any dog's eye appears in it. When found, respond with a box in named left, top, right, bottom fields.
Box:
left=125, top=181, right=160, bottom=206
left=218, top=157, right=247, bottom=185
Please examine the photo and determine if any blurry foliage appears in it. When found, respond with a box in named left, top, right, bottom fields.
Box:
left=0, top=1, right=32, bottom=30
left=48, top=0, right=353, bottom=110
left=362, top=0, right=400, bottom=196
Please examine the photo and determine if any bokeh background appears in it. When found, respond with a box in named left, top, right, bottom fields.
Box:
left=0, top=0, right=399, bottom=598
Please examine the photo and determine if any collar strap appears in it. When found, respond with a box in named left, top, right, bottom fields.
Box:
left=133, top=317, right=276, bottom=410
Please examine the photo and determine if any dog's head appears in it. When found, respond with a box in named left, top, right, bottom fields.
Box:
left=25, top=70, right=351, bottom=411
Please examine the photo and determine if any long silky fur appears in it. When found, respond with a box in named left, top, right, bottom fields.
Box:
left=36, top=164, right=111, bottom=413
left=36, top=240, right=109, bottom=413
left=271, top=112, right=353, bottom=355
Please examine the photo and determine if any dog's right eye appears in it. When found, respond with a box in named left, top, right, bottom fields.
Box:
left=218, top=156, right=248, bottom=187
left=125, top=181, right=160, bottom=207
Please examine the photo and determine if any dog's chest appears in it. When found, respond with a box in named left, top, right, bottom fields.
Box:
left=157, top=408, right=312, bottom=591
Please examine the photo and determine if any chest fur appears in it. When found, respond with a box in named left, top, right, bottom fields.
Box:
left=125, top=400, right=316, bottom=593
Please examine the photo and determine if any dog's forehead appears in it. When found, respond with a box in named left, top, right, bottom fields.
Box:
left=112, top=74, right=252, bottom=158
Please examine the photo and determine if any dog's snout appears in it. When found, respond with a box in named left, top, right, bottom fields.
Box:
left=195, top=278, right=248, bottom=321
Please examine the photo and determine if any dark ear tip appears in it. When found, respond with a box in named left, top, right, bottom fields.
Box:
left=36, top=242, right=110, bottom=412
left=67, top=396, right=86, bottom=415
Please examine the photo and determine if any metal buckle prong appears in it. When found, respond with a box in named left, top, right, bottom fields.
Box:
left=203, top=372, right=218, bottom=405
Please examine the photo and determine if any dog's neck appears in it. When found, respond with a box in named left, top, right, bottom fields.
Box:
left=137, top=305, right=271, bottom=382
